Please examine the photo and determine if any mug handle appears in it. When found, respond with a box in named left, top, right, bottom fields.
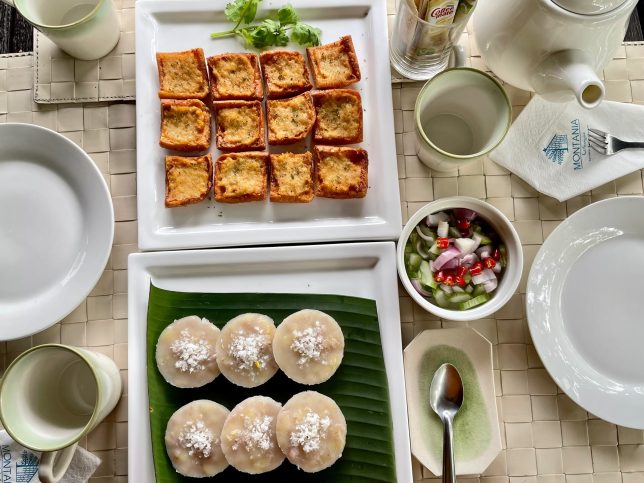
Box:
left=39, top=443, right=77, bottom=483
left=452, top=44, right=466, bottom=68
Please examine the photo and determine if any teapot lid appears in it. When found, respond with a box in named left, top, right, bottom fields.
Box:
left=551, top=0, right=627, bottom=15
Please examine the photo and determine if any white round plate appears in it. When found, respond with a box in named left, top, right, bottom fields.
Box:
left=0, top=124, right=113, bottom=340
left=527, top=196, right=644, bottom=428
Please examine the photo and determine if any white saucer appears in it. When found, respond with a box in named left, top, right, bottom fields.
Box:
left=527, top=196, right=644, bottom=429
left=0, top=124, right=113, bottom=340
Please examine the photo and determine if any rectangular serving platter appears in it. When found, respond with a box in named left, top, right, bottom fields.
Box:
left=135, top=0, right=401, bottom=250
left=128, top=242, right=412, bottom=482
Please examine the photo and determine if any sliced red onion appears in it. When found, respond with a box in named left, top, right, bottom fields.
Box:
left=433, top=247, right=460, bottom=270
left=415, top=226, right=434, bottom=242
left=455, top=237, right=478, bottom=254
left=437, top=221, right=449, bottom=238
left=472, top=268, right=496, bottom=285
left=492, top=263, right=502, bottom=274
left=461, top=253, right=479, bottom=267
left=453, top=208, right=477, bottom=221
left=439, top=284, right=453, bottom=294
left=426, top=211, right=450, bottom=226
left=476, top=246, right=492, bottom=259
left=441, top=258, right=460, bottom=270
left=416, top=240, right=430, bottom=259
left=411, top=279, right=432, bottom=297
left=483, top=278, right=498, bottom=293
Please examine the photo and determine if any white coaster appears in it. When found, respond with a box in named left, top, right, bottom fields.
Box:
left=33, top=0, right=135, bottom=104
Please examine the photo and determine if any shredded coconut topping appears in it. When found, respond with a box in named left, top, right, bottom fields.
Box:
left=179, top=420, right=214, bottom=458
left=229, top=329, right=270, bottom=373
left=232, top=416, right=274, bottom=452
left=290, top=321, right=325, bottom=367
left=289, top=411, right=331, bottom=453
left=171, top=329, right=213, bottom=373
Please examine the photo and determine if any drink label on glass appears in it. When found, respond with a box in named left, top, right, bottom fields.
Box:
left=414, top=0, right=459, bottom=55
left=424, top=0, right=459, bottom=25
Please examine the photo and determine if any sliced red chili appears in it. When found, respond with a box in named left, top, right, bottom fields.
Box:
left=492, top=248, right=501, bottom=261
left=484, top=257, right=496, bottom=269
left=456, top=219, right=470, bottom=230
left=434, top=271, right=445, bottom=283
left=455, top=276, right=466, bottom=287
left=436, top=237, right=450, bottom=249
left=469, top=261, right=483, bottom=276
left=444, top=275, right=455, bottom=286
left=456, top=266, right=468, bottom=277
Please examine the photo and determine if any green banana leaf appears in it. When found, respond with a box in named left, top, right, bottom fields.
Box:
left=146, top=284, right=396, bottom=483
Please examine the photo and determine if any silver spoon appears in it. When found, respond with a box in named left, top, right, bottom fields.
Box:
left=429, top=363, right=464, bottom=483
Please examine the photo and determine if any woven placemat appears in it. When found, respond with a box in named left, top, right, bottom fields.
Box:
left=33, top=0, right=135, bottom=104
left=1, top=35, right=644, bottom=482
left=0, top=53, right=133, bottom=482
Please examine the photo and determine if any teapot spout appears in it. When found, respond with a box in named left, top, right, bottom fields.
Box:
left=532, top=50, right=605, bottom=109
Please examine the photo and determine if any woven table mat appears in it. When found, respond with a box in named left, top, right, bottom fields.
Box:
left=1, top=31, right=644, bottom=482
left=33, top=0, right=135, bottom=104
left=0, top=53, right=133, bottom=482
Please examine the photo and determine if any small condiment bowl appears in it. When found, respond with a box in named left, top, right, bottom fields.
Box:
left=397, top=196, right=523, bottom=321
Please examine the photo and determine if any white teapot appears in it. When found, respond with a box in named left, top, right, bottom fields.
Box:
left=473, top=0, right=637, bottom=108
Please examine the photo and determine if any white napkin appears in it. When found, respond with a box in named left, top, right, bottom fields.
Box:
left=490, top=95, right=644, bottom=201
left=0, top=431, right=101, bottom=483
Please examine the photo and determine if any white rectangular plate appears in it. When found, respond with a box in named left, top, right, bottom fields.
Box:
left=128, top=242, right=412, bottom=482
left=135, top=0, right=401, bottom=250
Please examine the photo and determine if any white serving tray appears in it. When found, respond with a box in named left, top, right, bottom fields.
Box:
left=135, top=0, right=401, bottom=250
left=128, top=242, right=412, bottom=482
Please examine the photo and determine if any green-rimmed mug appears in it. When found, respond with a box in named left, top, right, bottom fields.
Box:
left=0, top=0, right=120, bottom=60
left=414, top=67, right=512, bottom=172
left=0, top=344, right=122, bottom=483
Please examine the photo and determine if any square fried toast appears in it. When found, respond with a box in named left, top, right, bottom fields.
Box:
left=306, top=36, right=361, bottom=89
left=207, top=53, right=263, bottom=101
left=156, top=49, right=209, bottom=99
left=213, top=100, right=266, bottom=151
left=160, top=99, right=211, bottom=151
left=312, top=89, right=363, bottom=145
left=269, top=152, right=314, bottom=202
left=260, top=50, right=312, bottom=99
left=314, top=145, right=368, bottom=199
left=266, top=92, right=315, bottom=145
left=165, top=154, right=213, bottom=207
left=214, top=152, right=268, bottom=203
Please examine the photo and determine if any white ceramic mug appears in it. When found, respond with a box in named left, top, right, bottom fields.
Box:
left=0, top=344, right=122, bottom=483
left=0, top=0, right=120, bottom=60
left=414, top=67, right=512, bottom=171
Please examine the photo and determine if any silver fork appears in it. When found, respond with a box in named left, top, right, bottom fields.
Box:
left=588, top=128, right=644, bottom=156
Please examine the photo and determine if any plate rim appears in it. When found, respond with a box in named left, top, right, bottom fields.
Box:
left=127, top=241, right=413, bottom=482
left=0, top=122, right=114, bottom=340
left=134, top=0, right=402, bottom=251
left=526, top=195, right=644, bottom=429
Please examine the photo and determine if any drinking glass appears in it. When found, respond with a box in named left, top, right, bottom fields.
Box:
left=390, top=0, right=475, bottom=80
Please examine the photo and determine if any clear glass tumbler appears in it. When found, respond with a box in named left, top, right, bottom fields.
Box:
left=390, top=0, right=475, bottom=80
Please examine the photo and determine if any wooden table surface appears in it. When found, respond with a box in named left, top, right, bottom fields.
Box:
left=1, top=1, right=643, bottom=54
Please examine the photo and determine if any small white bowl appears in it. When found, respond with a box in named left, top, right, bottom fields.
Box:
left=397, top=196, right=523, bottom=321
